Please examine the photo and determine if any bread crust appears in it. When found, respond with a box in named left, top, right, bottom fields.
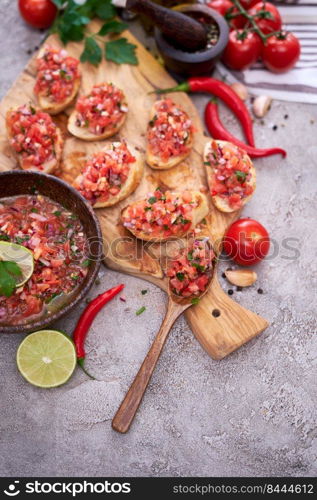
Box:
left=204, top=140, right=256, bottom=213
left=146, top=101, right=193, bottom=170
left=6, top=108, right=63, bottom=174
left=73, top=144, right=144, bottom=208
left=35, top=46, right=81, bottom=115
left=121, top=191, right=209, bottom=241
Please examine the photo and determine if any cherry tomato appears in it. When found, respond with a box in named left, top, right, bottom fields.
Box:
left=207, top=0, right=245, bottom=29
left=223, top=218, right=270, bottom=266
left=207, top=0, right=233, bottom=17
left=248, top=2, right=282, bottom=34
left=222, top=30, right=262, bottom=70
left=18, top=0, right=57, bottom=29
left=239, top=0, right=259, bottom=8
left=262, top=32, right=300, bottom=73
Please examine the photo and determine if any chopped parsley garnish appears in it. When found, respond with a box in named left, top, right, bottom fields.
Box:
left=45, top=292, right=60, bottom=304
left=187, top=251, right=193, bottom=261
left=204, top=161, right=211, bottom=165
left=31, top=208, right=38, bottom=213
left=191, top=297, right=200, bottom=305
left=81, top=259, right=91, bottom=268
left=141, top=289, right=148, bottom=295
left=144, top=206, right=152, bottom=212
left=235, top=170, right=247, bottom=183
left=0, top=234, right=10, bottom=242
left=15, top=235, right=30, bottom=244
left=192, top=262, right=205, bottom=272
left=163, top=224, right=169, bottom=230
left=176, top=272, right=185, bottom=282
left=148, top=196, right=157, bottom=205
left=136, top=306, right=146, bottom=316
left=53, top=210, right=62, bottom=216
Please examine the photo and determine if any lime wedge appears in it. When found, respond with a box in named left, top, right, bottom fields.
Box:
left=16, top=330, right=77, bottom=388
left=0, top=241, right=34, bottom=287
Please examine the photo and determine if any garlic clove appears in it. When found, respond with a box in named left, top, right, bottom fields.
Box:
left=252, top=95, right=272, bottom=118
left=225, top=269, right=257, bottom=287
left=230, top=82, right=249, bottom=101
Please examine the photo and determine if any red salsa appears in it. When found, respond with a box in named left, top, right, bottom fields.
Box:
left=207, top=140, right=254, bottom=210
left=122, top=189, right=197, bottom=239
left=6, top=105, right=59, bottom=171
left=34, top=46, right=80, bottom=103
left=74, top=83, right=127, bottom=136
left=74, top=142, right=136, bottom=205
left=0, top=195, right=89, bottom=325
left=167, top=238, right=214, bottom=297
left=147, top=98, right=194, bottom=162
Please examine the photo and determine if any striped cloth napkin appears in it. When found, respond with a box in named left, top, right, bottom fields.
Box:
left=216, top=0, right=317, bottom=103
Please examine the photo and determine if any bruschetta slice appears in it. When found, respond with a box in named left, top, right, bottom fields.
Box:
left=68, top=83, right=128, bottom=141
left=121, top=189, right=208, bottom=242
left=6, top=104, right=63, bottom=174
left=34, top=45, right=81, bottom=115
left=73, top=141, right=143, bottom=208
left=146, top=98, right=194, bottom=170
left=204, top=140, right=256, bottom=213
left=167, top=237, right=214, bottom=298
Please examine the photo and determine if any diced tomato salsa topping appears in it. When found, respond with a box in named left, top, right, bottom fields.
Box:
left=122, top=189, right=197, bottom=238
left=7, top=105, right=59, bottom=170
left=74, top=83, right=127, bottom=135
left=167, top=239, right=214, bottom=297
left=0, top=195, right=89, bottom=325
left=147, top=98, right=194, bottom=162
left=34, top=46, right=80, bottom=103
left=207, top=141, right=254, bottom=209
left=74, top=142, right=136, bottom=205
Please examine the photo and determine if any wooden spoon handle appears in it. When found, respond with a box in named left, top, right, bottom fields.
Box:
left=112, top=300, right=183, bottom=433
left=126, top=0, right=207, bottom=51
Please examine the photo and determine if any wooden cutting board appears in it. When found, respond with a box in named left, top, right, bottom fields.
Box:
left=0, top=22, right=268, bottom=359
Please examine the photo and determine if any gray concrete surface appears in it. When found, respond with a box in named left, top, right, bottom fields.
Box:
left=0, top=0, right=316, bottom=477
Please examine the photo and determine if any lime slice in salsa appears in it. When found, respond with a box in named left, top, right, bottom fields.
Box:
left=0, top=241, right=34, bottom=287
left=16, top=330, right=76, bottom=388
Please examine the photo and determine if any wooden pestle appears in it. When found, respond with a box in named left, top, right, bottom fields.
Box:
left=126, top=0, right=208, bottom=51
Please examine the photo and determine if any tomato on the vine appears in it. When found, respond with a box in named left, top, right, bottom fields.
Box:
left=207, top=0, right=233, bottom=17
left=248, top=2, right=282, bottom=34
left=18, top=0, right=57, bottom=29
left=262, top=32, right=300, bottom=73
left=223, top=218, right=270, bottom=266
left=239, top=0, right=260, bottom=8
left=222, top=30, right=262, bottom=70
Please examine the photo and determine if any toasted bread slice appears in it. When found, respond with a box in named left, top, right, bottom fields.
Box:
left=146, top=99, right=194, bottom=170
left=73, top=142, right=144, bottom=208
left=121, top=190, right=209, bottom=242
left=6, top=106, right=63, bottom=174
left=35, top=46, right=81, bottom=115
left=68, top=83, right=128, bottom=141
left=204, top=140, right=256, bottom=213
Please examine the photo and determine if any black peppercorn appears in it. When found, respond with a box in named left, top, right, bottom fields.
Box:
left=284, top=114, right=288, bottom=119
left=222, top=272, right=226, bottom=278
left=273, top=125, right=278, bottom=131
left=257, top=288, right=263, bottom=294
left=228, top=289, right=234, bottom=295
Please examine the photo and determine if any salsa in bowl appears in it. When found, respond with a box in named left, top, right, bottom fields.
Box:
left=0, top=171, right=102, bottom=334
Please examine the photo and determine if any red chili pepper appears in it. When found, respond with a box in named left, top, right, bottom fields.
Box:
left=154, top=77, right=255, bottom=147
left=205, top=100, right=287, bottom=159
left=73, top=284, right=125, bottom=378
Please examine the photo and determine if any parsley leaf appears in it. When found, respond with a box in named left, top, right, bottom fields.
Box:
left=136, top=306, right=146, bottom=316
left=141, top=289, right=148, bottom=295
left=99, top=20, right=128, bottom=36
left=51, top=0, right=64, bottom=7
left=235, top=170, right=247, bottom=183
left=0, top=261, right=22, bottom=298
left=176, top=272, right=185, bottom=282
left=148, top=196, right=157, bottom=205
left=191, top=297, right=200, bottom=305
left=96, top=0, right=116, bottom=20
left=81, top=37, right=102, bottom=66
left=105, top=38, right=138, bottom=65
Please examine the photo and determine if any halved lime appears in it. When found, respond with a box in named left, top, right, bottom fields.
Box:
left=0, top=241, right=34, bottom=287
left=16, top=330, right=77, bottom=388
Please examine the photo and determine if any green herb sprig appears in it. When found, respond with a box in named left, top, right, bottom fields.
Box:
left=51, top=0, right=138, bottom=66
left=0, top=261, right=22, bottom=297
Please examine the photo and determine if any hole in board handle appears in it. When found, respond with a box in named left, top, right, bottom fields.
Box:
left=212, top=309, right=221, bottom=318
